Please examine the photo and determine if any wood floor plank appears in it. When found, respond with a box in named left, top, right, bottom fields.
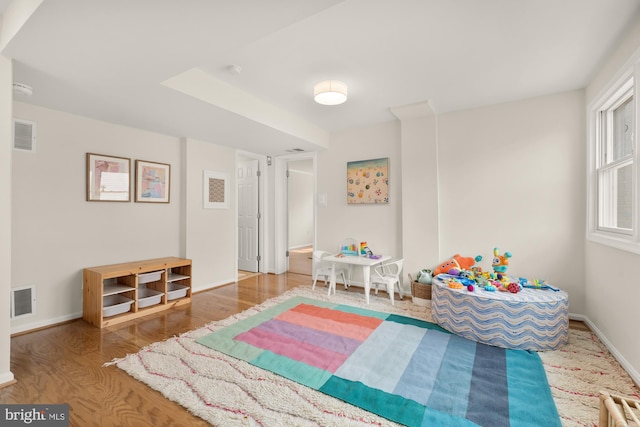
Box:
left=1, top=273, right=306, bottom=426
left=1, top=272, right=589, bottom=426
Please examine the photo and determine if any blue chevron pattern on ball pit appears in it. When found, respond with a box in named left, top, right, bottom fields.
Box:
left=432, top=277, right=569, bottom=351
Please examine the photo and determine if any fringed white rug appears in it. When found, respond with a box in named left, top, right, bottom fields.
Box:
left=108, top=286, right=639, bottom=426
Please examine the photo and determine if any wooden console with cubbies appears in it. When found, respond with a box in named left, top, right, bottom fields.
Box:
left=83, top=256, right=192, bottom=328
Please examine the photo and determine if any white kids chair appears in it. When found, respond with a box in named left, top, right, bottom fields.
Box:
left=371, top=259, right=404, bottom=305
left=312, top=250, right=348, bottom=292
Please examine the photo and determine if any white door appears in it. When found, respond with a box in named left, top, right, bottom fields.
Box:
left=238, top=159, right=259, bottom=272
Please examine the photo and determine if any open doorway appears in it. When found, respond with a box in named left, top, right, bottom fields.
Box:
left=274, top=152, right=317, bottom=275
left=287, top=159, right=313, bottom=276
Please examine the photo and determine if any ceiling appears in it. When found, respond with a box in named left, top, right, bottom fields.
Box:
left=2, top=0, right=639, bottom=156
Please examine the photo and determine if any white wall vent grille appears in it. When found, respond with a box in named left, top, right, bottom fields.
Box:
left=11, top=286, right=36, bottom=319
left=13, top=118, right=37, bottom=152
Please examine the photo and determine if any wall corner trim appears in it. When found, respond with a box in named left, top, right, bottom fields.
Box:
left=390, top=101, right=436, bottom=121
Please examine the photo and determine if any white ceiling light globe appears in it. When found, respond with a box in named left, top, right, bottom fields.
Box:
left=314, top=80, right=347, bottom=105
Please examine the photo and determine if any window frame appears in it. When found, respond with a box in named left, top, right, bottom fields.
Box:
left=587, top=48, right=640, bottom=254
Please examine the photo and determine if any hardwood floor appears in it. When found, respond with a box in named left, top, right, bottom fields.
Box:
left=1, top=272, right=590, bottom=426
left=1, top=272, right=309, bottom=427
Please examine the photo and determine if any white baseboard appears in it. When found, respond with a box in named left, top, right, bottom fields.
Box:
left=192, top=280, right=232, bottom=293
left=11, top=312, right=82, bottom=335
left=0, top=371, right=15, bottom=387
left=570, top=312, right=640, bottom=387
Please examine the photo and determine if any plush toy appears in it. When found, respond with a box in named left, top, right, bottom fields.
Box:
left=433, top=254, right=483, bottom=276
left=492, top=248, right=512, bottom=275
left=417, top=269, right=433, bottom=284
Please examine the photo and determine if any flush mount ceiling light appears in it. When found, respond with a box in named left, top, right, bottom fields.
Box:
left=313, top=80, right=347, bottom=105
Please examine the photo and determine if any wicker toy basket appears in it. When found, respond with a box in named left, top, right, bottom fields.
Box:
left=408, top=274, right=432, bottom=306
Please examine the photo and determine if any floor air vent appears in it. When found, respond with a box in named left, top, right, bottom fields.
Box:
left=11, top=286, right=36, bottom=318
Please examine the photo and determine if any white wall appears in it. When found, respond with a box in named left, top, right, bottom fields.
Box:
left=11, top=102, right=182, bottom=332
left=182, top=138, right=236, bottom=290
left=316, top=122, right=402, bottom=285
left=0, top=55, right=15, bottom=385
left=9, top=105, right=241, bottom=334
left=584, top=18, right=640, bottom=382
left=437, top=90, right=586, bottom=314
left=393, top=103, right=439, bottom=287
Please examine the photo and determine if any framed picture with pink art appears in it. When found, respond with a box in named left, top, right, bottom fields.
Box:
left=135, top=160, right=171, bottom=203
left=86, top=153, right=131, bottom=202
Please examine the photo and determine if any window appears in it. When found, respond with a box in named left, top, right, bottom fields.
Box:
left=597, top=80, right=633, bottom=233
left=587, top=50, right=640, bottom=253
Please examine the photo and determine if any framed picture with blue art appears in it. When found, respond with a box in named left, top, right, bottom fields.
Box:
left=135, top=159, right=170, bottom=203
left=346, top=157, right=389, bottom=204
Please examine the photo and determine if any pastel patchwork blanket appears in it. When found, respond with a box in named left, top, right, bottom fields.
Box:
left=197, top=296, right=560, bottom=427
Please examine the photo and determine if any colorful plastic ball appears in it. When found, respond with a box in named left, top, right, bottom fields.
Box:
left=467, top=284, right=474, bottom=292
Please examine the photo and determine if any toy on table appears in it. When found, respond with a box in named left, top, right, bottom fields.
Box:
left=431, top=247, right=561, bottom=295
left=433, top=254, right=483, bottom=276
left=340, top=240, right=359, bottom=256
left=458, top=270, right=474, bottom=280
left=520, top=278, right=560, bottom=292
left=444, top=278, right=463, bottom=289
left=359, top=244, right=382, bottom=259
left=492, top=247, right=512, bottom=275
left=507, top=282, right=520, bottom=293
left=360, top=242, right=368, bottom=255
left=438, top=273, right=475, bottom=286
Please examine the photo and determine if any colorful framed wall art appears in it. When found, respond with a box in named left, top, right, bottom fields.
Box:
left=346, top=157, right=389, bottom=204
left=135, top=160, right=170, bottom=203
left=86, top=153, right=131, bottom=202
